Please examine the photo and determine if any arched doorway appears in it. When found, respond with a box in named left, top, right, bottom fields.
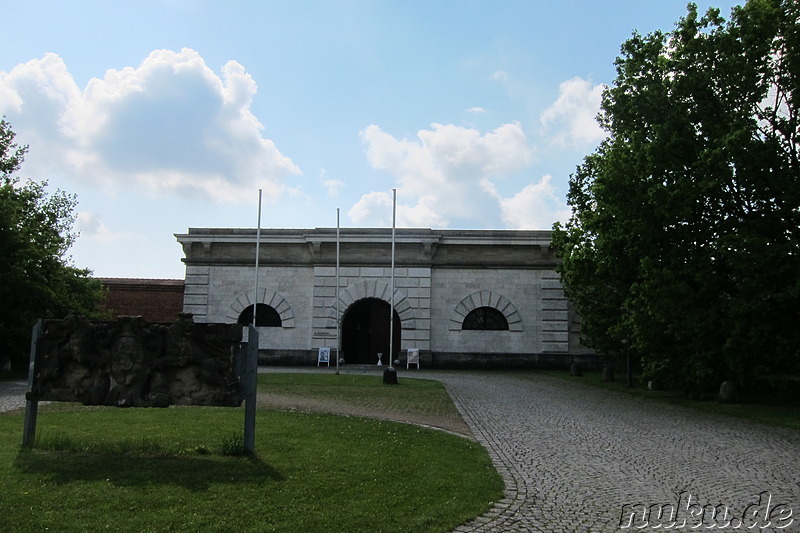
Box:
left=341, top=298, right=401, bottom=365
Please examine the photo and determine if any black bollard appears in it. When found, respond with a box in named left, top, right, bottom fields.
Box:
left=383, top=367, right=398, bottom=385
left=718, top=380, right=738, bottom=404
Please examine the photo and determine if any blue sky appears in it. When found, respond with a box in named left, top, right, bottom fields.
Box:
left=1, top=0, right=742, bottom=279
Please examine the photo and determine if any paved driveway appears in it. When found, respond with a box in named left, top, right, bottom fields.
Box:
left=422, top=370, right=800, bottom=533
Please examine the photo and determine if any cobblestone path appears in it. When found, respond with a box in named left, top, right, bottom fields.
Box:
left=428, top=371, right=800, bottom=533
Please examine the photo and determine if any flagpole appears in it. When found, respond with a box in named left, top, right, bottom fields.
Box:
left=389, top=188, right=396, bottom=370
left=335, top=207, right=340, bottom=375
left=244, top=188, right=262, bottom=455
left=254, top=189, right=262, bottom=326
left=382, top=189, right=398, bottom=384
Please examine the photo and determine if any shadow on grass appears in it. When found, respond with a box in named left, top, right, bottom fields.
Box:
left=13, top=448, right=284, bottom=490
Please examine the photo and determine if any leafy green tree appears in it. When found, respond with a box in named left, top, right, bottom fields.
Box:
left=0, top=118, right=106, bottom=369
left=553, top=0, right=800, bottom=395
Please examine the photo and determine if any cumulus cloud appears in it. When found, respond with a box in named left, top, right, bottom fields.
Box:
left=540, top=76, right=606, bottom=147
left=348, top=190, right=395, bottom=227
left=357, top=122, right=540, bottom=228
left=0, top=49, right=300, bottom=203
left=482, top=175, right=571, bottom=229
left=349, top=190, right=448, bottom=228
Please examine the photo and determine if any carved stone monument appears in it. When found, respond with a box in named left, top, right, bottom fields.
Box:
left=26, top=314, right=243, bottom=407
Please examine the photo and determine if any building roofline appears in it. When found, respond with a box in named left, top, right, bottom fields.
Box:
left=97, top=278, right=184, bottom=286
left=175, top=227, right=553, bottom=246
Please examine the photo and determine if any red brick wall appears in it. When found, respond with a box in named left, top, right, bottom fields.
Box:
left=99, top=278, right=185, bottom=323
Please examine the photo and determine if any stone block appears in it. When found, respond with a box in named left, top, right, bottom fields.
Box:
left=183, top=295, right=208, bottom=306
left=406, top=287, right=429, bottom=298
left=542, top=320, right=568, bottom=332
left=316, top=286, right=336, bottom=298
left=396, top=277, right=420, bottom=288
left=542, top=310, right=568, bottom=322
left=314, top=266, right=336, bottom=277
left=541, top=278, right=565, bottom=290
left=360, top=267, right=384, bottom=277
left=542, top=342, right=568, bottom=353
left=408, top=267, right=430, bottom=278
left=183, top=284, right=208, bottom=295
left=339, top=267, right=359, bottom=277
left=542, top=332, right=568, bottom=343
left=542, top=299, right=568, bottom=311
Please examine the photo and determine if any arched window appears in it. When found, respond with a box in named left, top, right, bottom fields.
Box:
left=238, top=304, right=282, bottom=327
left=462, top=306, right=509, bottom=331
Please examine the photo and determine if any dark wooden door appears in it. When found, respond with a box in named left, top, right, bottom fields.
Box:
left=342, top=299, right=401, bottom=364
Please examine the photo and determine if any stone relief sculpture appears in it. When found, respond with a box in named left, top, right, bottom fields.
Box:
left=26, top=313, right=243, bottom=407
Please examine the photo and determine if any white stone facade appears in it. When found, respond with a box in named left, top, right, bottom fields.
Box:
left=175, top=228, right=591, bottom=368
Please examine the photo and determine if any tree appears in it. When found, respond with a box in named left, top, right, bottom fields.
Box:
left=0, top=118, right=106, bottom=369
left=552, top=0, right=800, bottom=395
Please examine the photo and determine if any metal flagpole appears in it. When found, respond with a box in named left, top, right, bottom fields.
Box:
left=244, top=188, right=262, bottom=455
left=389, top=189, right=396, bottom=369
left=254, top=189, right=262, bottom=326
left=336, top=207, right=340, bottom=375
left=382, top=189, right=399, bottom=384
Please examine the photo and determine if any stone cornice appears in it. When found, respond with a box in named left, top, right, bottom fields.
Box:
left=175, top=227, right=557, bottom=268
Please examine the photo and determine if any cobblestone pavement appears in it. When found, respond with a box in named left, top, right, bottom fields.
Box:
left=426, top=370, right=800, bottom=533
left=4, top=369, right=799, bottom=532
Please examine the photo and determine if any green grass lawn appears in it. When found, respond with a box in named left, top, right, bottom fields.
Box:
left=260, top=372, right=458, bottom=411
left=258, top=372, right=468, bottom=431
left=537, top=369, right=800, bottom=431
left=0, top=374, right=503, bottom=533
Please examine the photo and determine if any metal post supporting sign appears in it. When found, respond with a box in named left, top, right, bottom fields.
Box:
left=23, top=319, right=42, bottom=447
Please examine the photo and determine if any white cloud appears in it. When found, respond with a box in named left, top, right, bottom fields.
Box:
left=540, top=76, right=606, bottom=147
left=348, top=190, right=449, bottom=228
left=357, top=122, right=536, bottom=228
left=76, top=212, right=144, bottom=243
left=482, top=175, right=571, bottom=230
left=0, top=49, right=300, bottom=203
left=466, top=107, right=487, bottom=114
left=348, top=190, right=394, bottom=226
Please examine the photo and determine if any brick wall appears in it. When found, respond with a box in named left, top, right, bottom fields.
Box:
left=99, top=278, right=185, bottom=323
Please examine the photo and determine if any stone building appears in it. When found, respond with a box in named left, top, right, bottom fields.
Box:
left=174, top=228, right=591, bottom=368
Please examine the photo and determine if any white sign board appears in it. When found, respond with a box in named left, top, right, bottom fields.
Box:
left=407, top=348, right=420, bottom=369
left=317, top=347, right=331, bottom=367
